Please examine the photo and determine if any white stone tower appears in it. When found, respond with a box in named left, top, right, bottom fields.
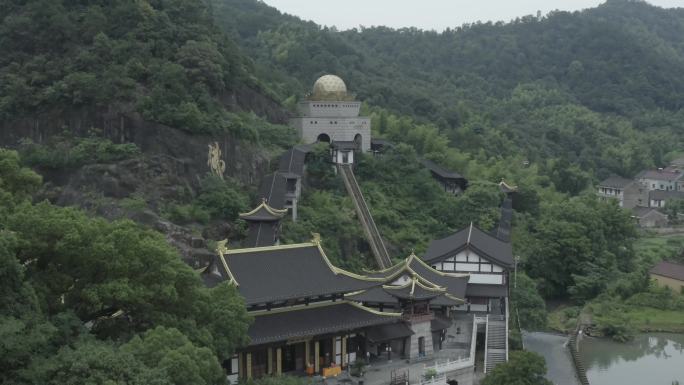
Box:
left=290, top=75, right=371, bottom=163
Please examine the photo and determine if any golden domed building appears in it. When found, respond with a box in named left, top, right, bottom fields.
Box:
left=290, top=74, right=371, bottom=164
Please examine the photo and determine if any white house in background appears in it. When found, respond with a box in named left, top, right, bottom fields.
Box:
left=649, top=190, right=684, bottom=208
left=597, top=175, right=633, bottom=207
left=290, top=75, right=371, bottom=165
left=635, top=169, right=684, bottom=192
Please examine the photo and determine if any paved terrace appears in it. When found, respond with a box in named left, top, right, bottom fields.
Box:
left=310, top=314, right=485, bottom=385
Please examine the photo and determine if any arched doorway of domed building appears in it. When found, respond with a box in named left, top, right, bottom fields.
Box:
left=317, top=133, right=331, bottom=143
left=353, top=133, right=362, bottom=150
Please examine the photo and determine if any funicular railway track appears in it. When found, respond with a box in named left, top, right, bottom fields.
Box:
left=339, top=164, right=392, bottom=269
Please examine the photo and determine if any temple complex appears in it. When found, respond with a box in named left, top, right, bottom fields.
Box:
left=204, top=219, right=512, bottom=382
left=214, top=74, right=508, bottom=383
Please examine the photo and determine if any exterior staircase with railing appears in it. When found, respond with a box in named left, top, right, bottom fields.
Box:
left=484, top=314, right=507, bottom=373
left=338, top=164, right=392, bottom=268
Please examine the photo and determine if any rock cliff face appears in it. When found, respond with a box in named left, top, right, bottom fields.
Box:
left=0, top=87, right=290, bottom=264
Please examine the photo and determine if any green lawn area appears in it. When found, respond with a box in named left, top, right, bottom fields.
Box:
left=623, top=307, right=684, bottom=333
left=547, top=305, right=581, bottom=333
left=634, top=234, right=684, bottom=266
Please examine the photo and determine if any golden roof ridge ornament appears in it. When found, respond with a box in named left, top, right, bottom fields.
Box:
left=310, top=232, right=322, bottom=246
left=499, top=178, right=518, bottom=192
left=216, top=239, right=229, bottom=256
left=239, top=199, right=288, bottom=219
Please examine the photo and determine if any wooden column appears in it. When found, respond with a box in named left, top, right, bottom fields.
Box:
left=341, top=336, right=348, bottom=367
left=238, top=353, right=244, bottom=379
left=246, top=353, right=253, bottom=379
left=331, top=337, right=336, bottom=364
left=314, top=341, right=320, bottom=373
left=276, top=347, right=282, bottom=375
left=267, top=348, right=273, bottom=375
left=305, top=340, right=311, bottom=366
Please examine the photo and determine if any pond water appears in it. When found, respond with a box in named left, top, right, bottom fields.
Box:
left=579, top=333, right=684, bottom=385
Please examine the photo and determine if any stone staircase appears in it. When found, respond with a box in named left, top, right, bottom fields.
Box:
left=485, top=316, right=507, bottom=373
left=339, top=164, right=392, bottom=268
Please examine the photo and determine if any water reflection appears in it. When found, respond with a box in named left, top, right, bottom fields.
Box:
left=580, top=333, right=684, bottom=385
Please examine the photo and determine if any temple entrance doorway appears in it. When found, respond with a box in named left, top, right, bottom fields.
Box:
left=282, top=342, right=306, bottom=373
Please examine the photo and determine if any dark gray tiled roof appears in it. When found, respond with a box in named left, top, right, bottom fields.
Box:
left=636, top=169, right=683, bottom=182
left=431, top=315, right=451, bottom=331
left=494, top=195, right=513, bottom=242
left=258, top=173, right=287, bottom=209
left=224, top=244, right=380, bottom=306
left=465, top=284, right=508, bottom=298
left=240, top=205, right=285, bottom=222
left=278, top=146, right=312, bottom=176
left=244, top=223, right=277, bottom=248
left=365, top=255, right=469, bottom=301
left=408, top=259, right=468, bottom=300
left=598, top=175, right=633, bottom=189
left=649, top=190, right=684, bottom=201
left=384, top=281, right=443, bottom=301
left=248, top=302, right=401, bottom=346
left=423, top=223, right=514, bottom=268
left=365, top=322, right=413, bottom=343
left=631, top=207, right=666, bottom=218
left=650, top=260, right=684, bottom=282
left=421, top=159, right=464, bottom=180
left=331, top=140, right=358, bottom=150
left=370, top=138, right=394, bottom=148
left=346, top=287, right=396, bottom=303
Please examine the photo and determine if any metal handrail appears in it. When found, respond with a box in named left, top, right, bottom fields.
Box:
left=339, top=165, right=392, bottom=268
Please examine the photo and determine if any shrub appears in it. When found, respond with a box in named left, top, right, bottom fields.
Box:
left=19, top=134, right=139, bottom=169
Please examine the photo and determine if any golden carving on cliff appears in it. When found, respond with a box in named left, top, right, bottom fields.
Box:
left=207, top=141, right=226, bottom=179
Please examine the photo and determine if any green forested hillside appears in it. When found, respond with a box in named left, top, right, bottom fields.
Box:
left=213, top=0, right=684, bottom=178
left=0, top=0, right=281, bottom=136
left=3, top=0, right=684, bottom=380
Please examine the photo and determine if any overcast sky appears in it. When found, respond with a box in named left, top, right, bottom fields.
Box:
left=262, top=0, right=684, bottom=31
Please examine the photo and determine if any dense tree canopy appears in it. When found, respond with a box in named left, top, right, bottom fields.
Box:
left=0, top=150, right=251, bottom=384
left=481, top=351, right=553, bottom=385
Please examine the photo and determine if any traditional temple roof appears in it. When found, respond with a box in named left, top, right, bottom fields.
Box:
left=494, top=195, right=513, bottom=242
left=431, top=315, right=451, bottom=332
left=205, top=242, right=383, bottom=306
left=248, top=301, right=401, bottom=346
left=423, top=223, right=514, bottom=268
left=421, top=159, right=465, bottom=180
left=258, top=173, right=287, bottom=210
left=361, top=253, right=468, bottom=303
left=383, top=277, right=445, bottom=301
left=365, top=322, right=414, bottom=343
left=498, top=179, right=518, bottom=194
left=277, top=145, right=313, bottom=177
left=243, top=222, right=277, bottom=248
left=240, top=200, right=288, bottom=222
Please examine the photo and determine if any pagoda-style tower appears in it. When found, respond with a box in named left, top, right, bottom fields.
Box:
left=240, top=199, right=288, bottom=248
left=384, top=277, right=444, bottom=360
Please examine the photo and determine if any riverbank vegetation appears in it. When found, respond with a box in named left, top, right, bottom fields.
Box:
left=547, top=235, right=684, bottom=340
